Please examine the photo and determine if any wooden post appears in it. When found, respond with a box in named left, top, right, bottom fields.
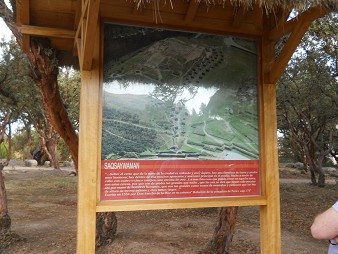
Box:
left=259, top=14, right=282, bottom=254
left=260, top=82, right=281, bottom=254
left=77, top=24, right=100, bottom=254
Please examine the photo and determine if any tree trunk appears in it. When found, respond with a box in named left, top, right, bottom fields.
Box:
left=0, top=113, right=11, bottom=233
left=0, top=165, right=11, bottom=234
left=316, top=154, right=326, bottom=188
left=27, top=38, right=117, bottom=247
left=304, top=144, right=317, bottom=185
left=40, top=127, right=60, bottom=170
left=1, top=10, right=117, bottom=245
left=27, top=38, right=79, bottom=170
left=44, top=138, right=60, bottom=170
left=200, top=207, right=238, bottom=254
left=95, top=212, right=117, bottom=247
left=301, top=146, right=308, bottom=172
left=24, top=124, right=34, bottom=157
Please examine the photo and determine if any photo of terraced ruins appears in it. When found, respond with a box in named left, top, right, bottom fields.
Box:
left=102, top=24, right=259, bottom=161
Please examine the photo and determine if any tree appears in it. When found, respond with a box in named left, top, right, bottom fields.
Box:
left=0, top=38, right=28, bottom=233
left=277, top=14, right=338, bottom=187
left=200, top=207, right=238, bottom=254
left=0, top=1, right=117, bottom=246
left=0, top=111, right=11, bottom=233
left=0, top=0, right=79, bottom=169
left=0, top=39, right=62, bottom=169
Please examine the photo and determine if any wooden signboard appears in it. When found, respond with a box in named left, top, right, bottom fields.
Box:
left=77, top=20, right=279, bottom=253
left=99, top=23, right=262, bottom=207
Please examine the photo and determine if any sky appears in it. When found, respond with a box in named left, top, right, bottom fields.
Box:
left=0, top=0, right=13, bottom=41
left=0, top=19, right=12, bottom=41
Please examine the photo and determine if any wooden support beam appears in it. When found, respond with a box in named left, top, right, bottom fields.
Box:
left=20, top=25, right=75, bottom=39
left=81, top=0, right=101, bottom=71
left=74, top=0, right=89, bottom=59
left=268, top=8, right=292, bottom=41
left=16, top=0, right=30, bottom=26
left=268, top=18, right=311, bottom=84
left=259, top=14, right=282, bottom=254
left=73, top=0, right=100, bottom=70
left=252, top=4, right=263, bottom=32
left=75, top=0, right=82, bottom=32
left=184, top=1, right=200, bottom=23
left=232, top=6, right=246, bottom=27
left=267, top=6, right=328, bottom=84
left=260, top=82, right=281, bottom=254
left=17, top=0, right=30, bottom=53
left=77, top=23, right=100, bottom=254
left=269, top=6, right=327, bottom=42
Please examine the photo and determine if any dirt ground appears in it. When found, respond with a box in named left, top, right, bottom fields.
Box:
left=1, top=165, right=337, bottom=254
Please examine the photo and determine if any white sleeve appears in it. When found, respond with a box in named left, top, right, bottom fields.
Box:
left=332, top=201, right=338, bottom=212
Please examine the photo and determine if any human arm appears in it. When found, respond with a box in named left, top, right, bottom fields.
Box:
left=311, top=201, right=338, bottom=241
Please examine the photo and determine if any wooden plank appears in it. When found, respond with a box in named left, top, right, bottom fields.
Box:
left=96, top=197, right=267, bottom=212
left=184, top=0, right=200, bottom=23
left=81, top=0, right=101, bottom=70
left=257, top=38, right=266, bottom=199
left=101, top=0, right=188, bottom=15
left=74, top=0, right=87, bottom=66
left=268, top=7, right=328, bottom=83
left=20, top=25, right=75, bottom=38
left=17, top=0, right=30, bottom=25
left=269, top=19, right=308, bottom=83
left=102, top=13, right=261, bottom=38
left=252, top=4, right=263, bottom=32
left=96, top=26, right=104, bottom=205
left=272, top=8, right=291, bottom=33
left=17, top=0, right=30, bottom=54
left=75, top=37, right=82, bottom=57
left=30, top=0, right=76, bottom=14
left=74, top=0, right=82, bottom=29
left=49, top=38, right=74, bottom=51
left=77, top=23, right=100, bottom=254
left=73, top=0, right=88, bottom=54
left=260, top=14, right=281, bottom=254
left=196, top=4, right=255, bottom=22
left=269, top=6, right=327, bottom=42
left=30, top=11, right=75, bottom=29
left=99, top=2, right=260, bottom=36
left=232, top=6, right=246, bottom=27
left=100, top=1, right=242, bottom=22
left=260, top=82, right=281, bottom=254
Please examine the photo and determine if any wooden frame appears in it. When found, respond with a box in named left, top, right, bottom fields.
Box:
left=76, top=18, right=282, bottom=253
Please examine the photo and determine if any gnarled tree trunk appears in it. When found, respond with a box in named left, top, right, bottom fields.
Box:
left=0, top=112, right=11, bottom=233
left=200, top=207, right=238, bottom=254
left=304, top=144, right=317, bottom=185
left=27, top=37, right=117, bottom=244
left=96, top=212, right=118, bottom=247
left=317, top=151, right=326, bottom=188
left=0, top=165, right=10, bottom=233
left=1, top=3, right=117, bottom=245
left=39, top=126, right=60, bottom=170
left=27, top=38, right=79, bottom=170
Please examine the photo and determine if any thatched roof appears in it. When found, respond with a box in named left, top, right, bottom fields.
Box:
left=133, top=0, right=338, bottom=12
